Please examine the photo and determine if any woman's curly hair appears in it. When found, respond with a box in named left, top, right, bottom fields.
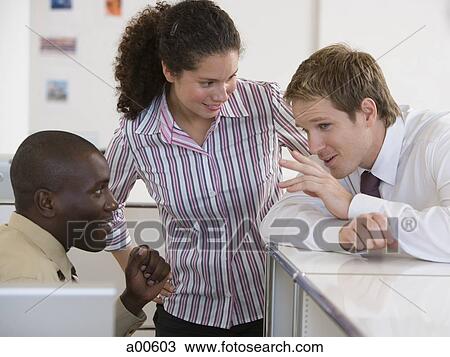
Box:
left=114, top=0, right=242, bottom=120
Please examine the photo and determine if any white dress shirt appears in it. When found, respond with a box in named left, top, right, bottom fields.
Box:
left=261, top=105, right=450, bottom=263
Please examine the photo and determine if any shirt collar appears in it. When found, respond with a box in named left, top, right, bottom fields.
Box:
left=134, top=94, right=164, bottom=135
left=134, top=81, right=249, bottom=138
left=8, top=212, right=74, bottom=280
left=358, top=114, right=405, bottom=186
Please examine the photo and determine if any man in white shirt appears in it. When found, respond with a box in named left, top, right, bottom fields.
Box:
left=261, top=44, right=450, bottom=263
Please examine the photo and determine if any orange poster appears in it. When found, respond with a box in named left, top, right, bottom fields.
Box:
left=106, top=0, right=121, bottom=16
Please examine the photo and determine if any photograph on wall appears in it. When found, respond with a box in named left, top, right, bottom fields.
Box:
left=46, top=80, right=68, bottom=102
left=40, top=37, right=76, bottom=54
left=51, top=0, right=72, bottom=10
left=106, top=0, right=121, bottom=16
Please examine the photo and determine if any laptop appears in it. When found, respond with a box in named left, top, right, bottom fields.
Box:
left=0, top=284, right=117, bottom=336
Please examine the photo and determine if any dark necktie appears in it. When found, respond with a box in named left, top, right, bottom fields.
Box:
left=360, top=171, right=381, bottom=198
left=71, top=266, right=79, bottom=282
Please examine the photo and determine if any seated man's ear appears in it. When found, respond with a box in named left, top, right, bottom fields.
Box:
left=34, top=189, right=56, bottom=218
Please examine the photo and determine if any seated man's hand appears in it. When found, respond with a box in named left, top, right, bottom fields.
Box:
left=140, top=248, right=175, bottom=304
left=339, top=213, right=398, bottom=253
left=120, top=245, right=171, bottom=315
left=279, top=151, right=353, bottom=219
left=152, top=273, right=174, bottom=304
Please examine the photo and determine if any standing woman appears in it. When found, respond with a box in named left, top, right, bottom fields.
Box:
left=106, top=0, right=308, bottom=337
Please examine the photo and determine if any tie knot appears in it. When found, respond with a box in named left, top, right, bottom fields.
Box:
left=360, top=171, right=381, bottom=198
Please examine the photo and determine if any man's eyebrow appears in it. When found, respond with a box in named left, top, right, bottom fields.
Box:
left=92, top=179, right=109, bottom=187
left=295, top=115, right=332, bottom=128
left=309, top=117, right=330, bottom=123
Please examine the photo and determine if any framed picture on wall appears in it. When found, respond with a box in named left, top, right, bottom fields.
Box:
left=106, top=0, right=121, bottom=16
left=51, top=0, right=72, bottom=10
left=40, top=37, right=76, bottom=54
left=46, top=80, right=68, bottom=102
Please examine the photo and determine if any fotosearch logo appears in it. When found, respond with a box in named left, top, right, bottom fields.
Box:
left=66, top=215, right=413, bottom=253
left=267, top=216, right=407, bottom=254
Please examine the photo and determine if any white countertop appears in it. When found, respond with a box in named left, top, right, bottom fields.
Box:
left=270, top=246, right=450, bottom=336
left=276, top=245, right=450, bottom=276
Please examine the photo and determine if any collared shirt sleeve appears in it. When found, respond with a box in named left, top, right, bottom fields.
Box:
left=348, top=130, right=450, bottom=263
left=268, top=82, right=310, bottom=155
left=105, top=118, right=139, bottom=251
left=260, top=190, right=348, bottom=252
left=114, top=297, right=147, bottom=337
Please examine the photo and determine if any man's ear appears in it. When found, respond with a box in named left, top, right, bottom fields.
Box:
left=161, top=61, right=176, bottom=83
left=34, top=189, right=57, bottom=218
left=360, top=98, right=378, bottom=127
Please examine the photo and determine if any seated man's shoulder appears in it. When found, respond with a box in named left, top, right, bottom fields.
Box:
left=0, top=227, right=59, bottom=283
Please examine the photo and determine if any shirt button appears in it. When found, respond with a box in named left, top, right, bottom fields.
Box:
left=209, top=191, right=216, bottom=197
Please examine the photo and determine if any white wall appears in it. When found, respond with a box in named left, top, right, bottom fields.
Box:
left=26, top=0, right=315, bottom=150
left=319, top=0, right=450, bottom=112
left=0, top=0, right=30, bottom=154
left=28, top=0, right=155, bottom=149
left=24, top=0, right=315, bottom=202
left=2, top=0, right=450, bottom=201
left=219, top=0, right=316, bottom=88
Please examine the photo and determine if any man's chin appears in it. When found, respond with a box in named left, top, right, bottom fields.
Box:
left=74, top=240, right=107, bottom=253
left=329, top=166, right=352, bottom=180
left=82, top=244, right=107, bottom=253
left=72, top=226, right=109, bottom=252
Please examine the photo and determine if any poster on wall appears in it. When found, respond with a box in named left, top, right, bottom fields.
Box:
left=40, top=37, right=77, bottom=54
left=51, top=0, right=72, bottom=10
left=46, top=80, right=68, bottom=102
left=106, top=0, right=121, bottom=16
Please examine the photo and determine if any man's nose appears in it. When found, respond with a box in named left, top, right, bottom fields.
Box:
left=308, top=134, right=325, bottom=155
left=104, top=189, right=118, bottom=212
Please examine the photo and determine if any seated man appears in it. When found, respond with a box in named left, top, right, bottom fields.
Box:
left=0, top=131, right=170, bottom=336
left=261, top=44, right=450, bottom=262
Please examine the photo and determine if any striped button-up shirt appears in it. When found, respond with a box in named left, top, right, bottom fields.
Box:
left=105, top=79, right=308, bottom=329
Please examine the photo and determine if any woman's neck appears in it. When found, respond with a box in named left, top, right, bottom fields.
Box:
left=166, top=88, right=214, bottom=146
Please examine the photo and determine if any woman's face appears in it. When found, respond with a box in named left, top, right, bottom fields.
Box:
left=163, top=51, right=239, bottom=121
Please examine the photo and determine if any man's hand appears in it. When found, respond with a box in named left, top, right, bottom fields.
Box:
left=339, top=213, right=398, bottom=253
left=141, top=249, right=175, bottom=304
left=120, top=245, right=171, bottom=316
left=152, top=275, right=174, bottom=304
left=279, top=151, right=353, bottom=219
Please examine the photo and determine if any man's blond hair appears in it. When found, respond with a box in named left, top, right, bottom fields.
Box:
left=285, top=44, right=401, bottom=127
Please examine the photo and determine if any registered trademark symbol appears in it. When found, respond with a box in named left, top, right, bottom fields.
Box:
left=401, top=217, right=417, bottom=232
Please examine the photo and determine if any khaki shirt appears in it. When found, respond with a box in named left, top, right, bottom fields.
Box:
left=0, top=212, right=145, bottom=336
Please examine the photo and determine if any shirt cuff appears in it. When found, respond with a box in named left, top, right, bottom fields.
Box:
left=105, top=235, right=132, bottom=252
left=105, top=221, right=132, bottom=251
left=348, top=193, right=386, bottom=219
left=115, top=297, right=147, bottom=337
